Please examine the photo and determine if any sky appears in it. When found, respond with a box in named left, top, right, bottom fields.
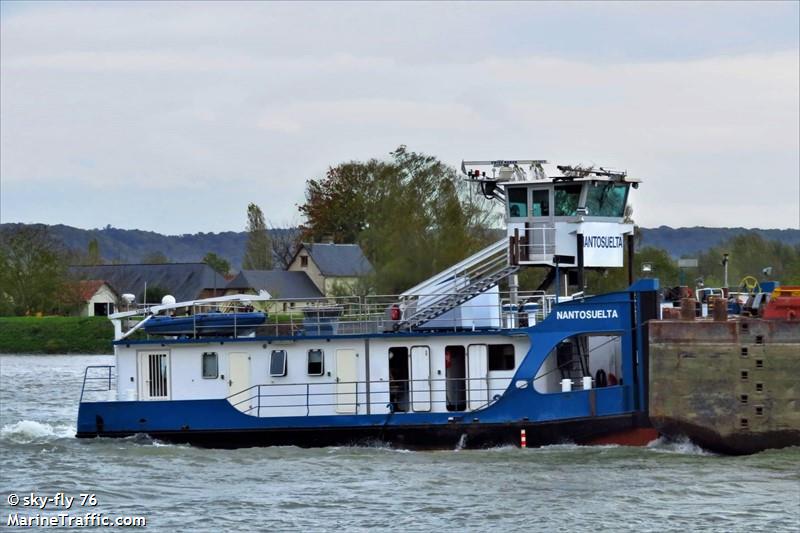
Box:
left=1, top=1, right=798, bottom=234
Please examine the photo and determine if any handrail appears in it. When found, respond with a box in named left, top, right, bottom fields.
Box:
left=113, top=286, right=583, bottom=340
left=79, top=365, right=115, bottom=402
left=226, top=376, right=514, bottom=416
left=401, top=239, right=509, bottom=296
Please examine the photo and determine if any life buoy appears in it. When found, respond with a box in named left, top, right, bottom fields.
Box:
left=595, top=369, right=608, bottom=388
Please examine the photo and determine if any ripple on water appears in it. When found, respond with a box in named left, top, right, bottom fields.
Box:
left=2, top=355, right=799, bottom=532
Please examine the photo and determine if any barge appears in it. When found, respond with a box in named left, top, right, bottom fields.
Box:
left=649, top=289, right=800, bottom=455
left=77, top=160, right=661, bottom=449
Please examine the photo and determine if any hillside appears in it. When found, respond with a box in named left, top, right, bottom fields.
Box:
left=1, top=223, right=798, bottom=269
left=638, top=226, right=800, bottom=258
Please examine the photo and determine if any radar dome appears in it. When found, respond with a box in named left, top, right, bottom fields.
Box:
left=161, top=295, right=177, bottom=306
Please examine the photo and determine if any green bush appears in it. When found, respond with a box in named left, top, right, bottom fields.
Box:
left=0, top=316, right=114, bottom=354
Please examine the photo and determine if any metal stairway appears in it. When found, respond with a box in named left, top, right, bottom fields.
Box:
left=395, top=239, right=519, bottom=330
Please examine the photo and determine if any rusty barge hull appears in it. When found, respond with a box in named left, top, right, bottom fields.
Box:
left=649, top=318, right=799, bottom=455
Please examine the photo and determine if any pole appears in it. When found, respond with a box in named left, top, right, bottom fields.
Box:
left=555, top=261, right=560, bottom=305
left=723, top=253, right=729, bottom=288
left=626, top=234, right=635, bottom=287
left=576, top=233, right=585, bottom=293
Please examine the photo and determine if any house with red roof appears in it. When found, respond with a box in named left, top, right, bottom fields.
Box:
left=76, top=280, right=119, bottom=317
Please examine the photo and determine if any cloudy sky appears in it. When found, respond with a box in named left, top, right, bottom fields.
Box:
left=1, top=1, right=798, bottom=234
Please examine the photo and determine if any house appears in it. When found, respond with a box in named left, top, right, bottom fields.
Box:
left=76, top=280, right=119, bottom=317
left=287, top=243, right=373, bottom=296
left=69, top=263, right=228, bottom=303
left=225, top=270, right=324, bottom=312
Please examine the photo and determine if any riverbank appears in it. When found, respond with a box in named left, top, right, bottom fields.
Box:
left=0, top=317, right=112, bottom=354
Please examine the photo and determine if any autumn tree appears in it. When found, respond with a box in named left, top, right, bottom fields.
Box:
left=298, top=146, right=498, bottom=293
left=242, top=203, right=272, bottom=270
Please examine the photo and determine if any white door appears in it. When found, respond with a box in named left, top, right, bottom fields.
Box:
left=228, top=352, right=252, bottom=413
left=410, top=346, right=431, bottom=412
left=335, top=349, right=358, bottom=414
left=137, top=351, right=170, bottom=400
left=468, top=344, right=489, bottom=410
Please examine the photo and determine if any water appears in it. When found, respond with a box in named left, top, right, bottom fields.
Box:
left=1, top=355, right=798, bottom=532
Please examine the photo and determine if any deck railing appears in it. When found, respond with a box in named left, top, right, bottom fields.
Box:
left=79, top=365, right=115, bottom=402
left=117, top=289, right=562, bottom=340
left=226, top=377, right=512, bottom=417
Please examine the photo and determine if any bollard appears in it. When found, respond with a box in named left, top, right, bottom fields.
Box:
left=520, top=429, right=527, bottom=448
left=663, top=307, right=680, bottom=320
left=712, top=296, right=728, bottom=322
left=680, top=298, right=697, bottom=321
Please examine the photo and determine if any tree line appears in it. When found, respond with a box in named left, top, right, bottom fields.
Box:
left=2, top=145, right=798, bottom=316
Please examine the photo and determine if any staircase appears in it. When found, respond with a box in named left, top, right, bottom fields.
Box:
left=395, top=240, right=520, bottom=330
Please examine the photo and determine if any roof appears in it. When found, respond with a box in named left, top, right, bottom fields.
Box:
left=76, top=279, right=118, bottom=301
left=69, top=263, right=227, bottom=302
left=296, top=243, right=373, bottom=277
left=227, top=270, right=323, bottom=300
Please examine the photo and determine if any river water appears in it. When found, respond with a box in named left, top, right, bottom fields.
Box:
left=1, top=355, right=798, bottom=532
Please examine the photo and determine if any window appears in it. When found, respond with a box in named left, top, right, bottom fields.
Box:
left=554, top=184, right=582, bottom=216
left=531, top=189, right=549, bottom=217
left=307, top=349, right=324, bottom=375
left=585, top=182, right=628, bottom=217
left=488, top=344, right=515, bottom=371
left=202, top=352, right=218, bottom=379
left=270, top=350, right=287, bottom=377
left=300, top=256, right=309, bottom=268
left=507, top=187, right=528, bottom=218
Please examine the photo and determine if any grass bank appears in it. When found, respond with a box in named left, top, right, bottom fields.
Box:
left=0, top=316, right=113, bottom=354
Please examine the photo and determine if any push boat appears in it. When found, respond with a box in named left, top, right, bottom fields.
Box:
left=77, top=160, right=661, bottom=449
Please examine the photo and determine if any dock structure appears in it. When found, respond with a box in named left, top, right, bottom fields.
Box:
left=649, top=317, right=800, bottom=455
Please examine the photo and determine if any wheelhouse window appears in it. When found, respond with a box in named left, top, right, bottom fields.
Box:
left=507, top=187, right=528, bottom=218
left=202, top=352, right=218, bottom=379
left=488, top=344, right=515, bottom=371
left=270, top=350, right=287, bottom=377
left=307, top=349, right=324, bottom=375
left=531, top=189, right=549, bottom=217
left=554, top=184, right=583, bottom=216
left=585, top=182, right=629, bottom=217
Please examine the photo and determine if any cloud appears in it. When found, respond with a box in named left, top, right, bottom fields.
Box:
left=1, top=2, right=798, bottom=233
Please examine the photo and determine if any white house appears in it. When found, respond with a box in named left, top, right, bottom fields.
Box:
left=77, top=280, right=119, bottom=317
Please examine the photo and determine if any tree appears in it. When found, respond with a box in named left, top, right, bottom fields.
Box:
left=138, top=285, right=170, bottom=305
left=269, top=225, right=300, bottom=270
left=0, top=226, right=68, bottom=315
left=242, top=203, right=272, bottom=270
left=203, top=252, right=230, bottom=276
left=298, top=146, right=498, bottom=293
left=696, top=233, right=800, bottom=287
left=141, top=251, right=169, bottom=264
left=87, top=238, right=102, bottom=265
